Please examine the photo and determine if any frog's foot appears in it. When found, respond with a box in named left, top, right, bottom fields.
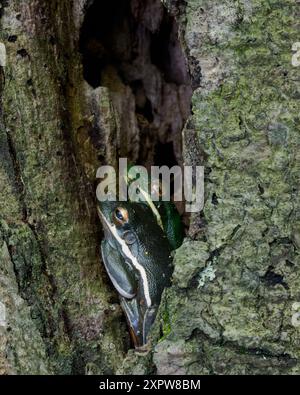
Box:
left=142, top=306, right=157, bottom=345
left=121, top=298, right=158, bottom=348
left=120, top=297, right=143, bottom=348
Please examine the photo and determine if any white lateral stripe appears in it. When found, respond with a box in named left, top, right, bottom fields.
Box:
left=99, top=211, right=152, bottom=307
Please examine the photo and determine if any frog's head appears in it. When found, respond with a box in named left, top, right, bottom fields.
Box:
left=97, top=199, right=173, bottom=290
left=97, top=199, right=171, bottom=255
left=97, top=200, right=140, bottom=248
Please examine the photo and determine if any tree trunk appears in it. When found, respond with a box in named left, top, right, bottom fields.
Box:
left=1, top=0, right=299, bottom=375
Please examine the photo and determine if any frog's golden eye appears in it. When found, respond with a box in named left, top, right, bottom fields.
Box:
left=113, top=207, right=129, bottom=225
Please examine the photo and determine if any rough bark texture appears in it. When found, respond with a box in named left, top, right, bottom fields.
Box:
left=1, top=0, right=300, bottom=375
left=0, top=0, right=127, bottom=375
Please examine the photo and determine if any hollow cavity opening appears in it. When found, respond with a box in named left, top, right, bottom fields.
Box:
left=80, top=0, right=192, bottom=170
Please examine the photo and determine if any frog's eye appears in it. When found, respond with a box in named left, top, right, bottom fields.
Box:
left=113, top=207, right=129, bottom=225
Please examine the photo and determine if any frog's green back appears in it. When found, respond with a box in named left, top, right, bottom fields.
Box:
left=125, top=165, right=185, bottom=250
left=156, top=201, right=184, bottom=250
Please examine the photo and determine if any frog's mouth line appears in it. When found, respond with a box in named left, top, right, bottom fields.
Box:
left=97, top=207, right=152, bottom=307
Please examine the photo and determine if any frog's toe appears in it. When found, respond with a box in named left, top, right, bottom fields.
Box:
left=120, top=298, right=143, bottom=347
left=142, top=307, right=157, bottom=345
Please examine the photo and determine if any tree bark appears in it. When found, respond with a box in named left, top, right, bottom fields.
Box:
left=0, top=0, right=126, bottom=375
left=1, top=0, right=300, bottom=375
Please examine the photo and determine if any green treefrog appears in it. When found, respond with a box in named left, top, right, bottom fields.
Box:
left=97, top=200, right=174, bottom=347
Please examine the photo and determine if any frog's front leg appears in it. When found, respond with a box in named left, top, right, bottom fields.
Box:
left=101, top=240, right=137, bottom=299
left=121, top=298, right=158, bottom=347
left=142, top=306, right=157, bottom=345
left=120, top=297, right=143, bottom=347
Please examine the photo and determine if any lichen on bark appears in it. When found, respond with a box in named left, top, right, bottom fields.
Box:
left=147, top=0, right=300, bottom=375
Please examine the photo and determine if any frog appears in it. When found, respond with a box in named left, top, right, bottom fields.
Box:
left=97, top=199, right=173, bottom=347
